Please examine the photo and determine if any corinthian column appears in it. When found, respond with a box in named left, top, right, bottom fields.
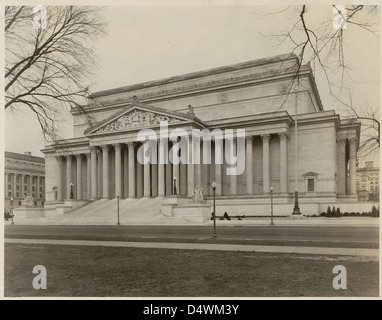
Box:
left=114, top=143, right=122, bottom=198
left=127, top=142, right=136, bottom=198
left=337, top=139, right=346, bottom=195
left=66, top=155, right=73, bottom=199
left=76, top=154, right=83, bottom=200
left=214, top=137, right=223, bottom=196
left=157, top=139, right=165, bottom=197
left=101, top=145, right=110, bottom=199
left=90, top=147, right=98, bottom=200
left=279, top=132, right=289, bottom=194
left=171, top=140, right=179, bottom=195
left=229, top=138, right=237, bottom=195
left=56, top=156, right=64, bottom=201
left=187, top=136, right=195, bottom=197
left=245, top=136, right=253, bottom=195
left=261, top=134, right=271, bottom=194
left=143, top=141, right=151, bottom=198
left=349, top=138, right=357, bottom=195
left=86, top=153, right=91, bottom=199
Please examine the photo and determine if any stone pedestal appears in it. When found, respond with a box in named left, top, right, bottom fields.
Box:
left=182, top=202, right=211, bottom=222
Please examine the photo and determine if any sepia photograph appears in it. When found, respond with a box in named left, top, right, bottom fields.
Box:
left=2, top=0, right=380, bottom=304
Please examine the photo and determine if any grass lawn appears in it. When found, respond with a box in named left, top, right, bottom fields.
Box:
left=4, top=243, right=378, bottom=298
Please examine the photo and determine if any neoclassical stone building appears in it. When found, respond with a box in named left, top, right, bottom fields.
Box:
left=4, top=151, right=45, bottom=214
left=42, top=53, right=360, bottom=219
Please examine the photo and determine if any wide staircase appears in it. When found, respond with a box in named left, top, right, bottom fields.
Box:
left=50, top=198, right=188, bottom=225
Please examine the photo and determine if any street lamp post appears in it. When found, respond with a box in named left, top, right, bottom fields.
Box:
left=211, top=180, right=217, bottom=238
left=173, top=177, right=177, bottom=196
left=70, top=182, right=74, bottom=200
left=116, top=194, right=120, bottom=226
left=270, top=187, right=274, bottom=225
left=292, top=88, right=301, bottom=215
left=10, top=197, right=14, bottom=225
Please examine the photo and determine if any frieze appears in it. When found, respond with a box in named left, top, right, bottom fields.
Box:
left=94, top=70, right=274, bottom=107
left=5, top=160, right=44, bottom=172
left=96, top=109, right=185, bottom=133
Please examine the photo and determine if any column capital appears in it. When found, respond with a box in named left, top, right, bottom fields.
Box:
left=261, top=134, right=271, bottom=143
left=89, top=146, right=98, bottom=153
left=113, top=143, right=122, bottom=151
left=101, top=144, right=109, bottom=152
left=127, top=142, right=135, bottom=150
left=55, top=155, right=64, bottom=163
left=65, top=154, right=72, bottom=160
left=75, top=154, right=83, bottom=160
left=86, top=153, right=91, bottom=159
left=278, top=132, right=289, bottom=141
left=348, top=138, right=357, bottom=145
left=246, top=136, right=253, bottom=143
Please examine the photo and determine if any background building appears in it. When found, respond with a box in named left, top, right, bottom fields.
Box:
left=4, top=151, right=45, bottom=214
left=356, top=161, right=380, bottom=202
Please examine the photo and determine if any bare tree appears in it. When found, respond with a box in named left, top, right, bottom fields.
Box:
left=254, top=5, right=380, bottom=157
left=5, top=5, right=106, bottom=145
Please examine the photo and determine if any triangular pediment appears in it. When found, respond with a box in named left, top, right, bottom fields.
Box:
left=85, top=103, right=203, bottom=136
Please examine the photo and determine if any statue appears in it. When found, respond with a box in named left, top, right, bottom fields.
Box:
left=199, top=186, right=204, bottom=201
left=187, top=104, right=195, bottom=116
left=191, top=185, right=205, bottom=202
left=23, top=194, right=34, bottom=206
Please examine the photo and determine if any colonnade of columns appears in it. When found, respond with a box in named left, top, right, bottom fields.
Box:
left=4, top=172, right=45, bottom=199
left=337, top=138, right=357, bottom=195
left=55, top=132, right=293, bottom=201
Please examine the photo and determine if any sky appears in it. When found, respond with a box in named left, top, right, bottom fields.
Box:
left=3, top=1, right=381, bottom=166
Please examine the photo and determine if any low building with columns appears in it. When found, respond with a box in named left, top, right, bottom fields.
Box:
left=4, top=151, right=45, bottom=214
left=42, top=53, right=361, bottom=221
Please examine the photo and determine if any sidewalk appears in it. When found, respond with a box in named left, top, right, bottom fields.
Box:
left=5, top=237, right=379, bottom=259
left=4, top=216, right=380, bottom=227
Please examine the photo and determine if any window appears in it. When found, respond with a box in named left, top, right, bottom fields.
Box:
left=8, top=192, right=11, bottom=197
left=16, top=175, right=20, bottom=183
left=304, top=172, right=318, bottom=193
left=308, top=179, right=315, bottom=192
left=16, top=193, right=20, bottom=197
left=32, top=186, right=35, bottom=191
left=40, top=187, right=43, bottom=191
left=24, top=186, right=27, bottom=191
left=16, top=185, right=19, bottom=190
left=40, top=194, right=43, bottom=198
left=32, top=193, right=35, bottom=197
left=8, top=175, right=11, bottom=182
left=34, top=201, right=37, bottom=206
left=24, top=176, right=27, bottom=183
left=18, top=201, right=22, bottom=205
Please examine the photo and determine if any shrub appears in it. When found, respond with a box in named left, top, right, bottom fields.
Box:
left=320, top=212, right=326, bottom=217
left=371, top=206, right=379, bottom=217
left=335, top=207, right=341, bottom=217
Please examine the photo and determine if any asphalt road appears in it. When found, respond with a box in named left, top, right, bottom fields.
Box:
left=4, top=225, right=379, bottom=248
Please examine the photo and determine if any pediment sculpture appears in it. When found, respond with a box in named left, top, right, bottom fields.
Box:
left=96, top=109, right=184, bottom=133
